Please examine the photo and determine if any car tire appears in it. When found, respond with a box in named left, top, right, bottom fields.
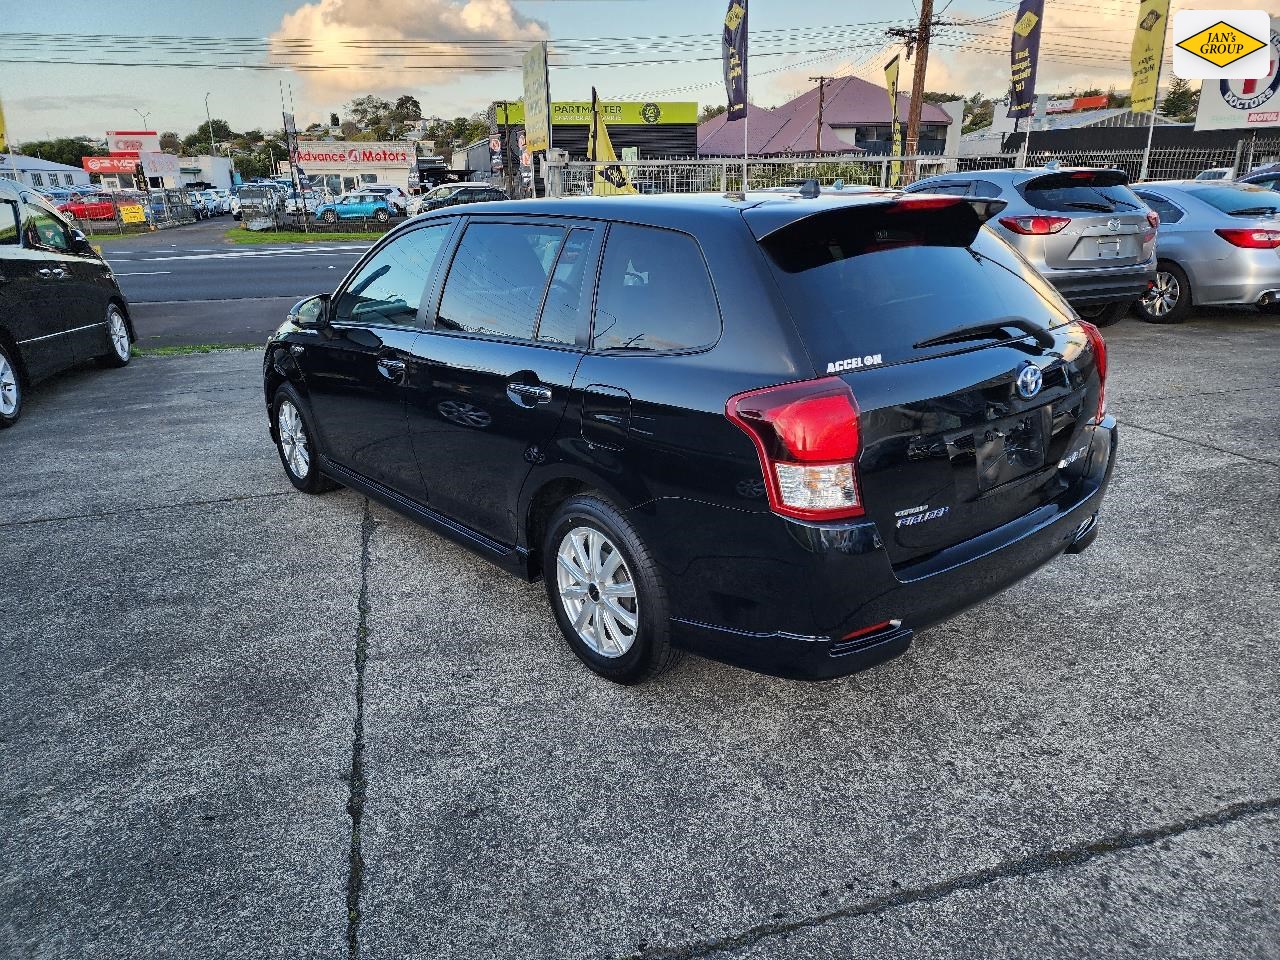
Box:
left=1257, top=302, right=1280, bottom=316
left=0, top=342, right=23, bottom=429
left=273, top=385, right=337, bottom=494
left=374, top=209, right=390, bottom=223
left=1076, top=301, right=1130, bottom=327
left=543, top=494, right=681, bottom=684
left=1136, top=262, right=1191, bottom=324
left=97, top=304, right=132, bottom=368
left=322, top=211, right=337, bottom=224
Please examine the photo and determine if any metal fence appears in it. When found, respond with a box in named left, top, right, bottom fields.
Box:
left=544, top=137, right=1280, bottom=198
left=71, top=189, right=198, bottom=236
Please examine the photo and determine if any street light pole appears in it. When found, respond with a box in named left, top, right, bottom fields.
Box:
left=204, top=93, right=215, bottom=161
left=134, top=109, right=151, bottom=130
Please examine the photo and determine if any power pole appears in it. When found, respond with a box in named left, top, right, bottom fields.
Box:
left=904, top=0, right=934, bottom=158
left=809, top=76, right=833, bottom=154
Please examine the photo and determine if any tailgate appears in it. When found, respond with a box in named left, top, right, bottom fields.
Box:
left=1020, top=169, right=1151, bottom=270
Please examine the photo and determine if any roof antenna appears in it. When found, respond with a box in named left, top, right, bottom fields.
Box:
left=798, top=179, right=820, bottom=198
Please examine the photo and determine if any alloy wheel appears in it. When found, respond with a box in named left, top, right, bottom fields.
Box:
left=555, top=526, right=639, bottom=658
left=0, top=353, right=18, bottom=417
left=108, top=307, right=130, bottom=361
left=1142, top=270, right=1180, bottom=317
left=277, top=400, right=311, bottom=478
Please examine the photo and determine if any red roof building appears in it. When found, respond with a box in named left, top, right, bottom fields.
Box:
left=699, top=75, right=954, bottom=157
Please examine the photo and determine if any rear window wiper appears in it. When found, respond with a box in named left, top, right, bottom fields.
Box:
left=914, top=318, right=1054, bottom=351
left=1062, top=201, right=1116, bottom=212
left=1227, top=206, right=1279, bottom=216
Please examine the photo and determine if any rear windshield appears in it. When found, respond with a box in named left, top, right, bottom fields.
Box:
left=1020, top=171, right=1142, bottom=213
left=758, top=202, right=1074, bottom=368
left=1185, top=183, right=1280, bottom=216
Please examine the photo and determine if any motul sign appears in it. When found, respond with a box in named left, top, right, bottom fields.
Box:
left=83, top=156, right=140, bottom=174
left=105, top=130, right=160, bottom=157
left=292, top=142, right=411, bottom=168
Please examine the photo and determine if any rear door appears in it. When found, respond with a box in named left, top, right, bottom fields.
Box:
left=751, top=199, right=1104, bottom=567
left=1017, top=170, right=1151, bottom=270
left=404, top=217, right=599, bottom=545
left=15, top=198, right=99, bottom=369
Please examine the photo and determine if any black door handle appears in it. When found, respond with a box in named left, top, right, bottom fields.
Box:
left=376, top=358, right=406, bottom=382
left=507, top=382, right=552, bottom=405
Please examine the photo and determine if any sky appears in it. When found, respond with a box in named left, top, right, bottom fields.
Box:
left=0, top=0, right=1236, bottom=144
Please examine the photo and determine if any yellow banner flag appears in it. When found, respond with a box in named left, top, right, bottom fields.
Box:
left=884, top=55, right=902, bottom=187
left=586, top=87, right=637, bottom=197
left=0, top=97, right=8, bottom=154
left=1131, top=0, right=1170, bottom=113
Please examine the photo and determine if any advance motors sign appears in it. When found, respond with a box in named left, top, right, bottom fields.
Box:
left=292, top=142, right=411, bottom=169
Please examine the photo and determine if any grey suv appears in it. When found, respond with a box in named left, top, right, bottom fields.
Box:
left=906, top=166, right=1157, bottom=325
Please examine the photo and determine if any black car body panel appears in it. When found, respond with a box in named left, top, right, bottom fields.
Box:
left=264, top=192, right=1117, bottom=679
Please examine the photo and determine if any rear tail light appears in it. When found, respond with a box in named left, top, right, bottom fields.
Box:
left=999, top=215, right=1071, bottom=235
left=726, top=377, right=863, bottom=522
left=1144, top=210, right=1159, bottom=241
left=1214, top=227, right=1280, bottom=249
left=1078, top=319, right=1108, bottom=421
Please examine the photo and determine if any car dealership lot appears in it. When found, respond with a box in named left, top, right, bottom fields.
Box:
left=1, top=313, right=1277, bottom=957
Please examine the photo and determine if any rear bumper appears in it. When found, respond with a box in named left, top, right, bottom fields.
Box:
left=1046, top=259, right=1155, bottom=306
left=650, top=418, right=1118, bottom=681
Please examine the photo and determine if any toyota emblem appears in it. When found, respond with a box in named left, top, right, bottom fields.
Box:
left=1016, top=364, right=1043, bottom=400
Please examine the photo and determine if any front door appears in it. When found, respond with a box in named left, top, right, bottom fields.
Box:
left=297, top=220, right=456, bottom=496
left=405, top=219, right=600, bottom=545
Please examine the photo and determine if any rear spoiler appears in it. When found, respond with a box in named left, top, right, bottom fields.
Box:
left=745, top=194, right=1007, bottom=242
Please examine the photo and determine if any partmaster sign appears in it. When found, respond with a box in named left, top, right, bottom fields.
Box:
left=1195, top=26, right=1280, bottom=130
left=1172, top=10, right=1271, bottom=78
left=292, top=142, right=411, bottom=169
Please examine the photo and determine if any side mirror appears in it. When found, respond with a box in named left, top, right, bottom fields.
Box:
left=289, top=293, right=331, bottom=330
left=70, top=228, right=93, bottom=255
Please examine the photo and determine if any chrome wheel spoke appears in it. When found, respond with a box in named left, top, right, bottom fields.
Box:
left=555, top=524, right=640, bottom=659
left=602, top=597, right=637, bottom=631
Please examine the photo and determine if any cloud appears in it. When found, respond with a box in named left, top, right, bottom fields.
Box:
left=11, top=94, right=132, bottom=112
left=270, top=0, right=547, bottom=107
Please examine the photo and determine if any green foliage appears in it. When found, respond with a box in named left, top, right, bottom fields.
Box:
left=1160, top=76, right=1199, bottom=122
left=14, top=137, right=105, bottom=168
left=700, top=104, right=728, bottom=122
left=921, top=91, right=966, bottom=105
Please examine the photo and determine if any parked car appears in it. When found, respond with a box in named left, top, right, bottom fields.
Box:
left=1236, top=163, right=1280, bottom=191
left=57, top=192, right=118, bottom=221
left=1131, top=181, right=1280, bottom=322
left=0, top=182, right=133, bottom=427
left=904, top=166, right=1157, bottom=325
left=186, top=192, right=209, bottom=220
left=407, top=182, right=507, bottom=216
left=230, top=193, right=242, bottom=220
left=363, top=183, right=409, bottom=214
left=1194, top=167, right=1234, bottom=181
left=314, top=193, right=394, bottom=224
left=284, top=190, right=321, bottom=215
left=262, top=192, right=1115, bottom=683
left=200, top=190, right=228, bottom=215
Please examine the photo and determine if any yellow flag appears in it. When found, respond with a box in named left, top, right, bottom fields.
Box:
left=586, top=88, right=637, bottom=197
left=884, top=55, right=902, bottom=186
left=0, top=97, right=8, bottom=154
left=1131, top=0, right=1170, bottom=113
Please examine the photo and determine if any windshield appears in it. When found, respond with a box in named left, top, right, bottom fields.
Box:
left=1186, top=183, right=1279, bottom=215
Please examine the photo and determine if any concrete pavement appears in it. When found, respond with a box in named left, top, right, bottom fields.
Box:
left=1, top=311, right=1277, bottom=958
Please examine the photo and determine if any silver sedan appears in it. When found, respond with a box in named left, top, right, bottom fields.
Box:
left=1132, top=181, right=1280, bottom=323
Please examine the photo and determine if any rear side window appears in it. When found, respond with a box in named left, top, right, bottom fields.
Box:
left=593, top=224, right=720, bottom=352
left=437, top=222, right=564, bottom=340
left=757, top=202, right=1074, bottom=368
left=333, top=223, right=450, bottom=326
left=0, top=201, right=17, bottom=245
left=1021, top=171, right=1143, bottom=213
left=1135, top=192, right=1184, bottom=224
left=1185, top=184, right=1280, bottom=215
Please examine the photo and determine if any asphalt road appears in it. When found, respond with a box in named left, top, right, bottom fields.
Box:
left=2, top=311, right=1277, bottom=958
left=100, top=219, right=372, bottom=348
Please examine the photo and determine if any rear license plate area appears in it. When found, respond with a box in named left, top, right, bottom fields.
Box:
left=974, top=409, right=1050, bottom=491
left=1097, top=238, right=1122, bottom=258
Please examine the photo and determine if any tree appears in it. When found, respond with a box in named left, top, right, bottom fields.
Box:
left=14, top=137, right=105, bottom=167
left=346, top=95, right=393, bottom=128
left=393, top=95, right=422, bottom=122
left=1160, top=76, right=1198, bottom=122
left=699, top=104, right=727, bottom=122
left=921, top=91, right=966, bottom=104
left=339, top=120, right=361, bottom=138
left=159, top=131, right=181, bottom=153
left=329, top=112, right=340, bottom=128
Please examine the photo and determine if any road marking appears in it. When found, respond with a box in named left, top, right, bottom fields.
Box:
left=105, top=245, right=371, bottom=265
left=115, top=270, right=173, bottom=276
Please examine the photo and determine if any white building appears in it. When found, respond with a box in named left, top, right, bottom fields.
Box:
left=177, top=155, right=233, bottom=191
left=0, top=153, right=91, bottom=190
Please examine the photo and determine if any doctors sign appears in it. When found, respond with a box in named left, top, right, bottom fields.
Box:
left=291, top=142, right=412, bottom=168
left=1195, top=26, right=1280, bottom=130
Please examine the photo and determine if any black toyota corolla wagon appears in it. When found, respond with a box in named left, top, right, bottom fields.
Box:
left=262, top=191, right=1116, bottom=683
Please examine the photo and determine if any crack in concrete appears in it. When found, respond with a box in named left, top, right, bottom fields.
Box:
left=1116, top=380, right=1280, bottom=404
left=629, top=796, right=1280, bottom=959
left=345, top=498, right=374, bottom=959
left=1117, top=420, right=1279, bottom=469
left=0, top=491, right=293, bottom=529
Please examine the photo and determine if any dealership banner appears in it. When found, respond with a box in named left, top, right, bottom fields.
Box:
left=522, top=41, right=551, bottom=153
left=0, top=97, right=7, bottom=153
left=1195, top=26, right=1280, bottom=130
left=586, top=88, right=637, bottom=197
left=1007, top=0, right=1045, bottom=119
left=291, top=142, right=412, bottom=169
left=140, top=151, right=181, bottom=181
left=884, top=54, right=902, bottom=185
left=1130, top=0, right=1171, bottom=112
left=500, top=101, right=697, bottom=126
left=82, top=156, right=140, bottom=175
left=722, top=0, right=748, bottom=120
left=105, top=130, right=160, bottom=157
